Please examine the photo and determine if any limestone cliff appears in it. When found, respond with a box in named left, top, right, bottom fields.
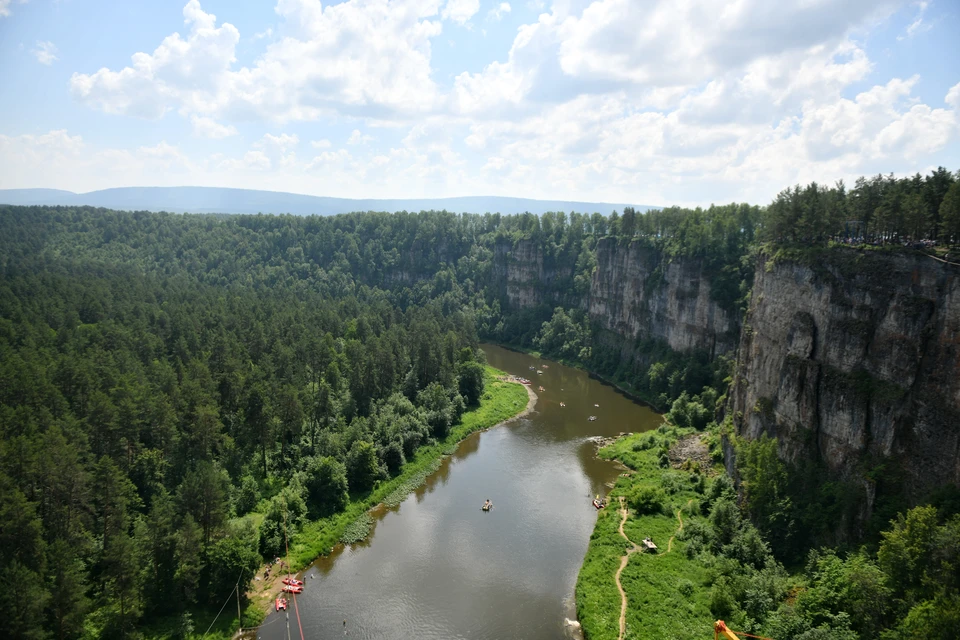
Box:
left=494, top=237, right=738, bottom=357
left=588, top=238, right=737, bottom=357
left=729, top=249, right=960, bottom=504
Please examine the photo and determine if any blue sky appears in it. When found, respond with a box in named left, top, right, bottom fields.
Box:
left=0, top=0, right=958, bottom=206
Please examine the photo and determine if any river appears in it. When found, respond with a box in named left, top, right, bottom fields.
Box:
left=259, top=345, right=662, bottom=640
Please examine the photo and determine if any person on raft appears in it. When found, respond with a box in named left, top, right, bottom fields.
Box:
left=482, top=499, right=493, bottom=510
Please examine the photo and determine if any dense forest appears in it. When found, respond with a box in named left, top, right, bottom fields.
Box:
left=1, top=166, right=958, bottom=639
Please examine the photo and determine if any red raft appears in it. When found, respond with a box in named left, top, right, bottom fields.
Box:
left=275, top=597, right=287, bottom=611
left=282, top=577, right=304, bottom=587
left=281, top=584, right=303, bottom=594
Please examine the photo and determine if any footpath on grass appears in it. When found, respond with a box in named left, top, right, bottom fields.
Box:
left=575, top=426, right=717, bottom=640
left=249, top=366, right=535, bottom=616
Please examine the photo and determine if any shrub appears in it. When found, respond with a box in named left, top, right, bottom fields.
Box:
left=677, top=578, right=695, bottom=597
left=628, top=485, right=666, bottom=515
left=710, top=577, right=738, bottom=618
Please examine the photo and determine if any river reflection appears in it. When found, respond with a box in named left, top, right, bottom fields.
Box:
left=259, top=345, right=662, bottom=640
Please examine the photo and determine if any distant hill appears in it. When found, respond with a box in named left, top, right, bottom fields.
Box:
left=0, top=186, right=655, bottom=216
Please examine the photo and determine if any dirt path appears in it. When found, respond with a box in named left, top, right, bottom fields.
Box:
left=664, top=501, right=690, bottom=553
left=613, top=497, right=692, bottom=639
left=614, top=497, right=641, bottom=640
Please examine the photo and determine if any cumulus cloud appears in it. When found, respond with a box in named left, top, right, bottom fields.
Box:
left=256, top=133, right=299, bottom=153
left=442, top=0, right=479, bottom=24
left=70, top=0, right=444, bottom=123
left=31, top=41, right=58, bottom=65
left=488, top=3, right=511, bottom=21
left=347, top=129, right=375, bottom=145
left=190, top=115, right=238, bottom=138
left=946, top=82, right=960, bottom=110
left=16, top=0, right=959, bottom=204
left=219, top=150, right=272, bottom=171
left=69, top=0, right=239, bottom=119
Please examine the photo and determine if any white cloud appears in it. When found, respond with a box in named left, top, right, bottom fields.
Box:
left=0, top=0, right=29, bottom=19
left=70, top=0, right=444, bottom=123
left=442, top=0, right=479, bottom=24
left=488, top=2, right=511, bottom=21
left=190, top=115, right=238, bottom=138
left=69, top=0, right=239, bottom=119
left=31, top=40, right=58, bottom=65
left=0, top=131, right=199, bottom=190
left=13, top=0, right=960, bottom=205
left=253, top=27, right=273, bottom=40
left=256, top=132, right=299, bottom=152
left=454, top=0, right=896, bottom=117
left=898, top=1, right=930, bottom=40
left=219, top=150, right=272, bottom=171
left=347, top=129, right=375, bottom=145
left=946, top=82, right=960, bottom=110
left=306, top=148, right=351, bottom=172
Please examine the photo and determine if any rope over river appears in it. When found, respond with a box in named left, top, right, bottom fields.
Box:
left=259, top=344, right=663, bottom=640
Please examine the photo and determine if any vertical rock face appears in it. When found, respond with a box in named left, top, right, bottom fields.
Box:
left=493, top=237, right=738, bottom=357
left=729, top=250, right=960, bottom=501
left=500, top=238, right=547, bottom=310
left=588, top=239, right=737, bottom=357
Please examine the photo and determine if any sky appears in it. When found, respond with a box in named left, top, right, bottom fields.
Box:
left=0, top=0, right=958, bottom=207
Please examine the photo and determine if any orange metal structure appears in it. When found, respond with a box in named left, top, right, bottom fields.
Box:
left=714, top=620, right=773, bottom=640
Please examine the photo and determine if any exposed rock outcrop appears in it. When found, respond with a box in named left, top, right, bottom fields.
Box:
left=729, top=249, right=960, bottom=503
left=494, top=237, right=737, bottom=358
left=588, top=239, right=737, bottom=357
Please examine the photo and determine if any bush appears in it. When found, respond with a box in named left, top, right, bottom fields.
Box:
left=677, top=578, right=695, bottom=597
left=710, top=576, right=738, bottom=618
left=628, top=485, right=666, bottom=515
left=661, top=472, right=686, bottom=495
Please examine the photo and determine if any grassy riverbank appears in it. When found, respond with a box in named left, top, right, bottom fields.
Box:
left=575, top=426, right=718, bottom=640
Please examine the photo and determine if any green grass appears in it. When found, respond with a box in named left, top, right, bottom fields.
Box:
left=285, top=366, right=528, bottom=569
left=575, top=426, right=717, bottom=640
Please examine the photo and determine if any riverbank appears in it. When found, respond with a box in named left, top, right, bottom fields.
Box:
left=575, top=425, right=717, bottom=640
left=247, top=366, right=533, bottom=619
left=492, top=343, right=665, bottom=412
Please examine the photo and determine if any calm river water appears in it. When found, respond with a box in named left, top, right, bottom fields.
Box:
left=259, top=345, right=662, bottom=640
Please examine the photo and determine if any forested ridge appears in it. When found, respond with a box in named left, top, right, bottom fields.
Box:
left=1, top=166, right=959, bottom=639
